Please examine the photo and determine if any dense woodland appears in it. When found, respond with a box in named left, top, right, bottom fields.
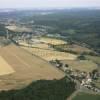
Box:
left=0, top=24, right=6, bottom=36
left=0, top=77, right=75, bottom=100
left=21, top=9, right=100, bottom=52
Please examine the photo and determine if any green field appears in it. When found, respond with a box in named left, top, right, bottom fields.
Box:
left=72, top=92, right=100, bottom=100
left=85, top=55, right=100, bottom=75
left=85, top=55, right=100, bottom=64
left=61, top=60, right=98, bottom=73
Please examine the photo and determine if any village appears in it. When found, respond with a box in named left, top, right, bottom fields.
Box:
left=50, top=59, right=100, bottom=93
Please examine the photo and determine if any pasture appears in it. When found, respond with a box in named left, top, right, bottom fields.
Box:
left=61, top=60, right=98, bottom=73
left=72, top=92, right=100, bottom=100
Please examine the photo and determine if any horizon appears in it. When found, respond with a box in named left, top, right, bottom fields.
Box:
left=0, top=0, right=100, bottom=9
left=0, top=7, right=100, bottom=11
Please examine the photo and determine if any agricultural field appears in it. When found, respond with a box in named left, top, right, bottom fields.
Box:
left=19, top=42, right=49, bottom=50
left=39, top=37, right=67, bottom=45
left=0, top=56, right=15, bottom=76
left=6, top=25, right=33, bottom=32
left=18, top=37, right=67, bottom=47
left=22, top=46, right=77, bottom=61
left=72, top=92, right=100, bottom=100
left=31, top=43, right=49, bottom=49
left=0, top=43, right=65, bottom=90
left=6, top=37, right=98, bottom=74
left=61, top=60, right=98, bottom=73
left=19, top=37, right=77, bottom=61
left=92, top=76, right=100, bottom=89
left=19, top=38, right=97, bottom=72
left=54, top=44, right=92, bottom=54
left=85, top=55, right=100, bottom=64
left=65, top=44, right=92, bottom=54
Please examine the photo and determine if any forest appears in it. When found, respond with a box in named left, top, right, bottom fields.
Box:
left=22, top=9, right=100, bottom=52
left=0, top=77, right=75, bottom=100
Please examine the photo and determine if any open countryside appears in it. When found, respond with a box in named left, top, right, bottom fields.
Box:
left=0, top=7, right=100, bottom=100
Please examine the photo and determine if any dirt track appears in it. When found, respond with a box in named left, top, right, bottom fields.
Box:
left=0, top=44, right=65, bottom=90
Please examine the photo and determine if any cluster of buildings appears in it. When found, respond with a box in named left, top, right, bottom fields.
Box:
left=50, top=59, right=100, bottom=93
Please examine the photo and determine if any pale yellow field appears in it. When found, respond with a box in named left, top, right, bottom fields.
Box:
left=18, top=42, right=29, bottom=47
left=39, top=37, right=67, bottom=45
left=19, top=38, right=76, bottom=61
left=31, top=43, right=49, bottom=49
left=6, top=25, right=33, bottom=32
left=0, top=56, right=15, bottom=75
left=19, top=42, right=49, bottom=50
left=22, top=46, right=77, bottom=61
left=19, top=39, right=76, bottom=61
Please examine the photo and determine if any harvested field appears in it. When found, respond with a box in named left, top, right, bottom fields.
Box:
left=19, top=42, right=49, bottom=50
left=18, top=39, right=76, bottom=61
left=39, top=37, right=67, bottom=45
left=0, top=56, right=15, bottom=76
left=19, top=37, right=67, bottom=46
left=22, top=46, right=77, bottom=61
left=32, top=43, right=49, bottom=49
left=0, top=44, right=65, bottom=90
left=61, top=60, right=98, bottom=73
left=6, top=25, right=33, bottom=32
